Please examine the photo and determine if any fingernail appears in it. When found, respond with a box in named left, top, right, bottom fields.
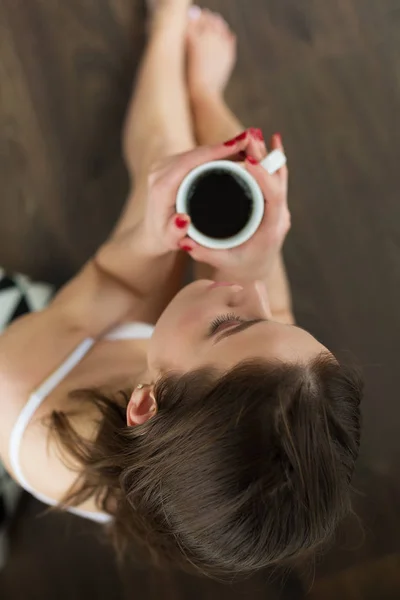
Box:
left=235, top=131, right=248, bottom=141
left=246, top=156, right=259, bottom=165
left=188, top=5, right=202, bottom=20
left=224, top=138, right=238, bottom=147
left=274, top=132, right=282, bottom=144
left=181, top=245, right=193, bottom=252
left=175, top=216, right=188, bottom=229
left=249, top=128, right=264, bottom=142
left=224, top=131, right=248, bottom=146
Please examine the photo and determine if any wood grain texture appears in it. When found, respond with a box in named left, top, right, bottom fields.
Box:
left=0, top=0, right=399, bottom=598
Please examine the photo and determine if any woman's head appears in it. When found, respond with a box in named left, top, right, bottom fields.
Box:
left=128, top=280, right=330, bottom=425
left=51, top=352, right=362, bottom=581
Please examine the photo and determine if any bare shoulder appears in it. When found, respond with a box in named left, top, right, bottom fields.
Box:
left=0, top=259, right=152, bottom=518
left=1, top=332, right=146, bottom=514
left=0, top=307, right=87, bottom=471
left=2, top=358, right=111, bottom=516
left=18, top=391, right=102, bottom=507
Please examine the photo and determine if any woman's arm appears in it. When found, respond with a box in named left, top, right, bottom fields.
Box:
left=0, top=226, right=183, bottom=470
left=94, top=223, right=188, bottom=325
left=0, top=260, right=128, bottom=465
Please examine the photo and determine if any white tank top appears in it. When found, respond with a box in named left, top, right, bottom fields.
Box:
left=8, top=322, right=155, bottom=524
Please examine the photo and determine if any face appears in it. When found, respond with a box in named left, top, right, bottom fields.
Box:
left=147, top=280, right=330, bottom=378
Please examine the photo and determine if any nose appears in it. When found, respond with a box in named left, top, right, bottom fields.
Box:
left=229, top=280, right=272, bottom=317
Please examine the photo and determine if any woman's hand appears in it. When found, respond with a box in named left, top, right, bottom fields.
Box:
left=179, top=133, right=290, bottom=282
left=139, top=131, right=263, bottom=257
left=95, top=132, right=259, bottom=303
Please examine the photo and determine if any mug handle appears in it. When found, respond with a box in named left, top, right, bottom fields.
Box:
left=260, top=150, right=287, bottom=175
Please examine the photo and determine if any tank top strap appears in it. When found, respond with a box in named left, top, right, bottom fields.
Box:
left=9, top=339, right=95, bottom=490
left=103, top=322, right=155, bottom=341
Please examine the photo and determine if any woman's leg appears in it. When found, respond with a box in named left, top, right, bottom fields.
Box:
left=113, top=0, right=196, bottom=299
left=116, top=0, right=196, bottom=235
left=187, top=9, right=243, bottom=145
left=186, top=9, right=243, bottom=280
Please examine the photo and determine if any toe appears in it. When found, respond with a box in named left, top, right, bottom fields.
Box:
left=214, top=12, right=233, bottom=38
left=198, top=9, right=212, bottom=33
left=213, top=12, right=228, bottom=30
left=188, top=4, right=202, bottom=22
left=211, top=13, right=223, bottom=32
left=187, top=5, right=202, bottom=37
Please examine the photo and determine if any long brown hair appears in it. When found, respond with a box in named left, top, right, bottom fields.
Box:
left=49, top=353, right=362, bottom=581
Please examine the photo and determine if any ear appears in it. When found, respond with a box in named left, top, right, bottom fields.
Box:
left=126, top=385, right=157, bottom=427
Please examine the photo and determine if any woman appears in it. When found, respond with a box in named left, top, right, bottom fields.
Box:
left=0, top=1, right=362, bottom=581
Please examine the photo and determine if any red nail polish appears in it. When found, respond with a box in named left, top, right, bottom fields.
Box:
left=235, top=131, right=248, bottom=141
left=249, top=128, right=264, bottom=142
left=246, top=156, right=259, bottom=165
left=181, top=245, right=193, bottom=252
left=175, top=216, right=188, bottom=229
left=224, top=138, right=238, bottom=147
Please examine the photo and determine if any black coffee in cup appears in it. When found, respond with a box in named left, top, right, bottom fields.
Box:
left=187, top=169, right=253, bottom=240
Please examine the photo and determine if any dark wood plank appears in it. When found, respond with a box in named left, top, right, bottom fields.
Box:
left=0, top=0, right=144, bottom=283
left=309, top=554, right=400, bottom=600
left=0, top=0, right=400, bottom=598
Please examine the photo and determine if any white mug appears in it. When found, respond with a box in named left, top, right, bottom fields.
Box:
left=176, top=149, right=287, bottom=250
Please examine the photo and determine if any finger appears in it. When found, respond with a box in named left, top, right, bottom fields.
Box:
left=270, top=132, right=288, bottom=183
left=244, top=158, right=286, bottom=228
left=230, top=150, right=248, bottom=163
left=271, top=132, right=283, bottom=151
left=178, top=237, right=218, bottom=265
left=247, top=128, right=268, bottom=162
left=159, top=132, right=252, bottom=190
left=167, top=214, right=191, bottom=249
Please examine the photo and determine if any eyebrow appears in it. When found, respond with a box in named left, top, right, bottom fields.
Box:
left=213, top=319, right=267, bottom=345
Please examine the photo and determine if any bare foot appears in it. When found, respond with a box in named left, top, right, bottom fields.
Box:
left=186, top=7, right=237, bottom=99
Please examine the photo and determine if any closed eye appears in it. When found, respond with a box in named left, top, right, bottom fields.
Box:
left=213, top=319, right=267, bottom=344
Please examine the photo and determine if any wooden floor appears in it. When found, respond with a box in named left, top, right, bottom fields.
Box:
left=1, top=0, right=400, bottom=598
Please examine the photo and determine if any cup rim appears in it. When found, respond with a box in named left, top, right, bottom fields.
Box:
left=176, top=160, right=265, bottom=250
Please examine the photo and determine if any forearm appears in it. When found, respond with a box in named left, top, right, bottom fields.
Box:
left=94, top=226, right=187, bottom=323
left=51, top=259, right=136, bottom=337
left=104, top=182, right=190, bottom=319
